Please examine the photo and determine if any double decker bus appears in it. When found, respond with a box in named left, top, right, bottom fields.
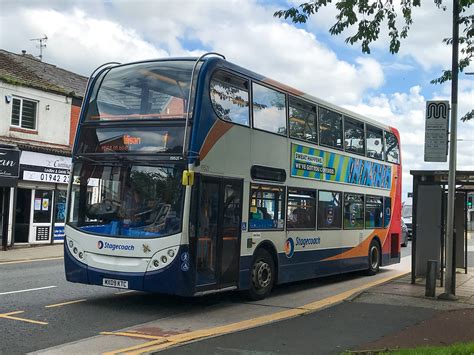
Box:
left=65, top=53, right=402, bottom=299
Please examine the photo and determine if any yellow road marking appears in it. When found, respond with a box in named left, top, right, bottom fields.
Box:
left=0, top=256, right=63, bottom=265
left=101, top=332, right=164, bottom=340
left=106, top=271, right=409, bottom=355
left=0, top=310, right=48, bottom=325
left=45, top=299, right=87, bottom=308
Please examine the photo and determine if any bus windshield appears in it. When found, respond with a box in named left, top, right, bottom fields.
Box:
left=68, top=162, right=184, bottom=238
left=85, top=60, right=196, bottom=121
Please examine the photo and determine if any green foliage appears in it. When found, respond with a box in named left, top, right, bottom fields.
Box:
left=274, top=0, right=474, bottom=121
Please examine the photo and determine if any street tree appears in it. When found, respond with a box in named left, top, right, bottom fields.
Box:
left=274, top=0, right=473, bottom=121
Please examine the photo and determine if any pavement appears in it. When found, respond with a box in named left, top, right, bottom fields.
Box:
left=1, top=242, right=473, bottom=354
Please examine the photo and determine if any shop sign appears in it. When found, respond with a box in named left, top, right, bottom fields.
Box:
left=20, top=151, right=71, bottom=184
left=0, top=148, right=20, bottom=178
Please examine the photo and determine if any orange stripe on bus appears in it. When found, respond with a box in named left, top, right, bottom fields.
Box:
left=199, top=120, right=233, bottom=160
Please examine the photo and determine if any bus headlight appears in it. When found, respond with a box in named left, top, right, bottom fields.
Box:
left=153, top=260, right=159, bottom=268
left=167, top=249, right=175, bottom=257
left=146, top=246, right=179, bottom=272
left=161, top=255, right=168, bottom=264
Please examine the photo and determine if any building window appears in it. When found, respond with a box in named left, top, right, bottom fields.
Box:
left=249, top=184, right=285, bottom=230
left=385, top=131, right=400, bottom=164
left=289, top=97, right=317, bottom=143
left=344, top=193, right=364, bottom=229
left=365, top=195, right=384, bottom=228
left=319, top=107, right=343, bottom=150
left=11, top=97, right=38, bottom=130
left=344, top=117, right=365, bottom=155
left=366, top=125, right=384, bottom=160
left=317, top=190, right=342, bottom=229
left=210, top=71, right=250, bottom=126
left=252, top=83, right=287, bottom=135
left=287, top=188, right=316, bottom=230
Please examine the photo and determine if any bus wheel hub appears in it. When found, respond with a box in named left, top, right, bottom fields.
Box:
left=256, top=262, right=271, bottom=288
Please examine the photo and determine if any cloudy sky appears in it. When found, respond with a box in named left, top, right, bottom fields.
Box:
left=1, top=0, right=473, bottom=198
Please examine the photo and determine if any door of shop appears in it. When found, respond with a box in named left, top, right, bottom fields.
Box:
left=30, top=189, right=54, bottom=243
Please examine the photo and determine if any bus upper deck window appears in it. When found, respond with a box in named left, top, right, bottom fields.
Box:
left=252, top=83, right=287, bottom=136
left=210, top=71, right=250, bottom=126
left=385, top=131, right=400, bottom=164
left=366, top=125, right=384, bottom=161
left=319, top=108, right=343, bottom=150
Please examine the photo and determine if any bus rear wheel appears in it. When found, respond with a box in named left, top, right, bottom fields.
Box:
left=247, top=249, right=275, bottom=300
left=366, top=240, right=381, bottom=276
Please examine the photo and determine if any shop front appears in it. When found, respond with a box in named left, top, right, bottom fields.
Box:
left=13, top=151, right=71, bottom=245
left=0, top=145, right=20, bottom=250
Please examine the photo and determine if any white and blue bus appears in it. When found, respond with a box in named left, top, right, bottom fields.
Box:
left=65, top=53, right=402, bottom=299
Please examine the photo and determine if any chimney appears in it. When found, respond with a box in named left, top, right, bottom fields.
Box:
left=21, top=50, right=26, bottom=55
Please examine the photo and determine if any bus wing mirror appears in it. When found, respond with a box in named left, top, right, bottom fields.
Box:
left=182, top=170, right=195, bottom=186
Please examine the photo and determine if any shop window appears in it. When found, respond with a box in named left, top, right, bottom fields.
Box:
left=252, top=83, right=287, bottom=135
left=344, top=117, right=365, bottom=155
left=210, top=71, right=250, bottom=126
left=385, top=131, right=400, bottom=164
left=319, top=107, right=343, bottom=149
left=11, top=97, right=37, bottom=130
left=365, top=195, right=384, bottom=228
left=317, top=190, right=342, bottom=229
left=344, top=193, right=364, bottom=229
left=366, top=125, right=384, bottom=160
left=287, top=188, right=316, bottom=230
left=289, top=97, right=317, bottom=143
left=249, top=184, right=285, bottom=230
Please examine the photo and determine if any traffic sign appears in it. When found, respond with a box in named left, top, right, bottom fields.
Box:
left=424, top=100, right=449, bottom=162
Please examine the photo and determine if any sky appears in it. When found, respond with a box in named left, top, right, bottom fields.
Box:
left=1, top=0, right=473, bottom=199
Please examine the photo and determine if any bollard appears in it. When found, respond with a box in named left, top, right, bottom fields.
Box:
left=425, top=260, right=438, bottom=297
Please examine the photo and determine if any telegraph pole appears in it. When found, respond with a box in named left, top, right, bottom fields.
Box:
left=439, top=0, right=459, bottom=300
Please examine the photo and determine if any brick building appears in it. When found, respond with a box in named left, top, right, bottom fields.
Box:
left=0, top=49, right=87, bottom=248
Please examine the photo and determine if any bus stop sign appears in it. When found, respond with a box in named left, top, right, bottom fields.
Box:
left=424, top=100, right=449, bottom=162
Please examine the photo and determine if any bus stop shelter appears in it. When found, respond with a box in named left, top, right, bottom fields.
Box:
left=410, top=170, right=473, bottom=287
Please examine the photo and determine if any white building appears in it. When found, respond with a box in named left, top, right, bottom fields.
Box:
left=0, top=49, right=87, bottom=248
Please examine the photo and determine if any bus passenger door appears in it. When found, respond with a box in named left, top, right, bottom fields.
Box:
left=194, top=176, right=242, bottom=291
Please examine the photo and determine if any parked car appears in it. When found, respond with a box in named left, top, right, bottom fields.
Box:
left=401, top=219, right=408, bottom=247
left=402, top=199, right=412, bottom=240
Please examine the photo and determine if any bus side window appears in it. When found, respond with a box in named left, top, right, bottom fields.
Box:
left=210, top=71, right=250, bottom=126
left=385, top=131, right=400, bottom=164
left=317, top=190, right=342, bottom=229
left=365, top=195, right=384, bottom=228
left=319, top=108, right=343, bottom=150
left=366, top=125, right=384, bottom=161
left=249, top=184, right=285, bottom=230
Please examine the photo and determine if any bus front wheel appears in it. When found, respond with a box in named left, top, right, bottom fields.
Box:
left=366, top=240, right=381, bottom=275
left=247, top=249, right=275, bottom=300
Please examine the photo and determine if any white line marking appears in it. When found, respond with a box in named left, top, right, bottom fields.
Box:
left=0, top=285, right=57, bottom=296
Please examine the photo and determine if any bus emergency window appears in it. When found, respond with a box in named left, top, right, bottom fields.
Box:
left=252, top=83, right=287, bottom=135
left=319, top=108, right=343, bottom=150
left=344, top=117, right=365, bottom=155
left=365, top=195, right=383, bottom=228
left=210, top=71, right=250, bottom=126
left=317, top=190, right=342, bottom=229
left=289, top=97, right=317, bottom=143
left=287, top=188, right=316, bottom=230
left=385, top=131, right=400, bottom=164
left=384, top=197, right=392, bottom=228
left=366, top=126, right=384, bottom=160
left=344, top=193, right=364, bottom=229
left=249, top=184, right=285, bottom=230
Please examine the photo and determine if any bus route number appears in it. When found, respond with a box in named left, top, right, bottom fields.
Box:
left=40, top=173, right=69, bottom=183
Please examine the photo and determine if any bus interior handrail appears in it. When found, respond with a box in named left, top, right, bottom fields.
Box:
left=183, top=52, right=226, bottom=158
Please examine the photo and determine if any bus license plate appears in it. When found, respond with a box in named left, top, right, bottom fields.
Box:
left=102, top=278, right=129, bottom=289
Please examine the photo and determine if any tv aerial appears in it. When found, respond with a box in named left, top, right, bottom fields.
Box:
left=30, top=35, right=48, bottom=61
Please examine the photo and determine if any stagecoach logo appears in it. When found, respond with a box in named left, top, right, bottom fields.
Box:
left=97, top=240, right=135, bottom=251
left=284, top=238, right=295, bottom=258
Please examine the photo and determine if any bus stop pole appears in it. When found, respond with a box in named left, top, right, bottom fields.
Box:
left=440, top=0, right=459, bottom=300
